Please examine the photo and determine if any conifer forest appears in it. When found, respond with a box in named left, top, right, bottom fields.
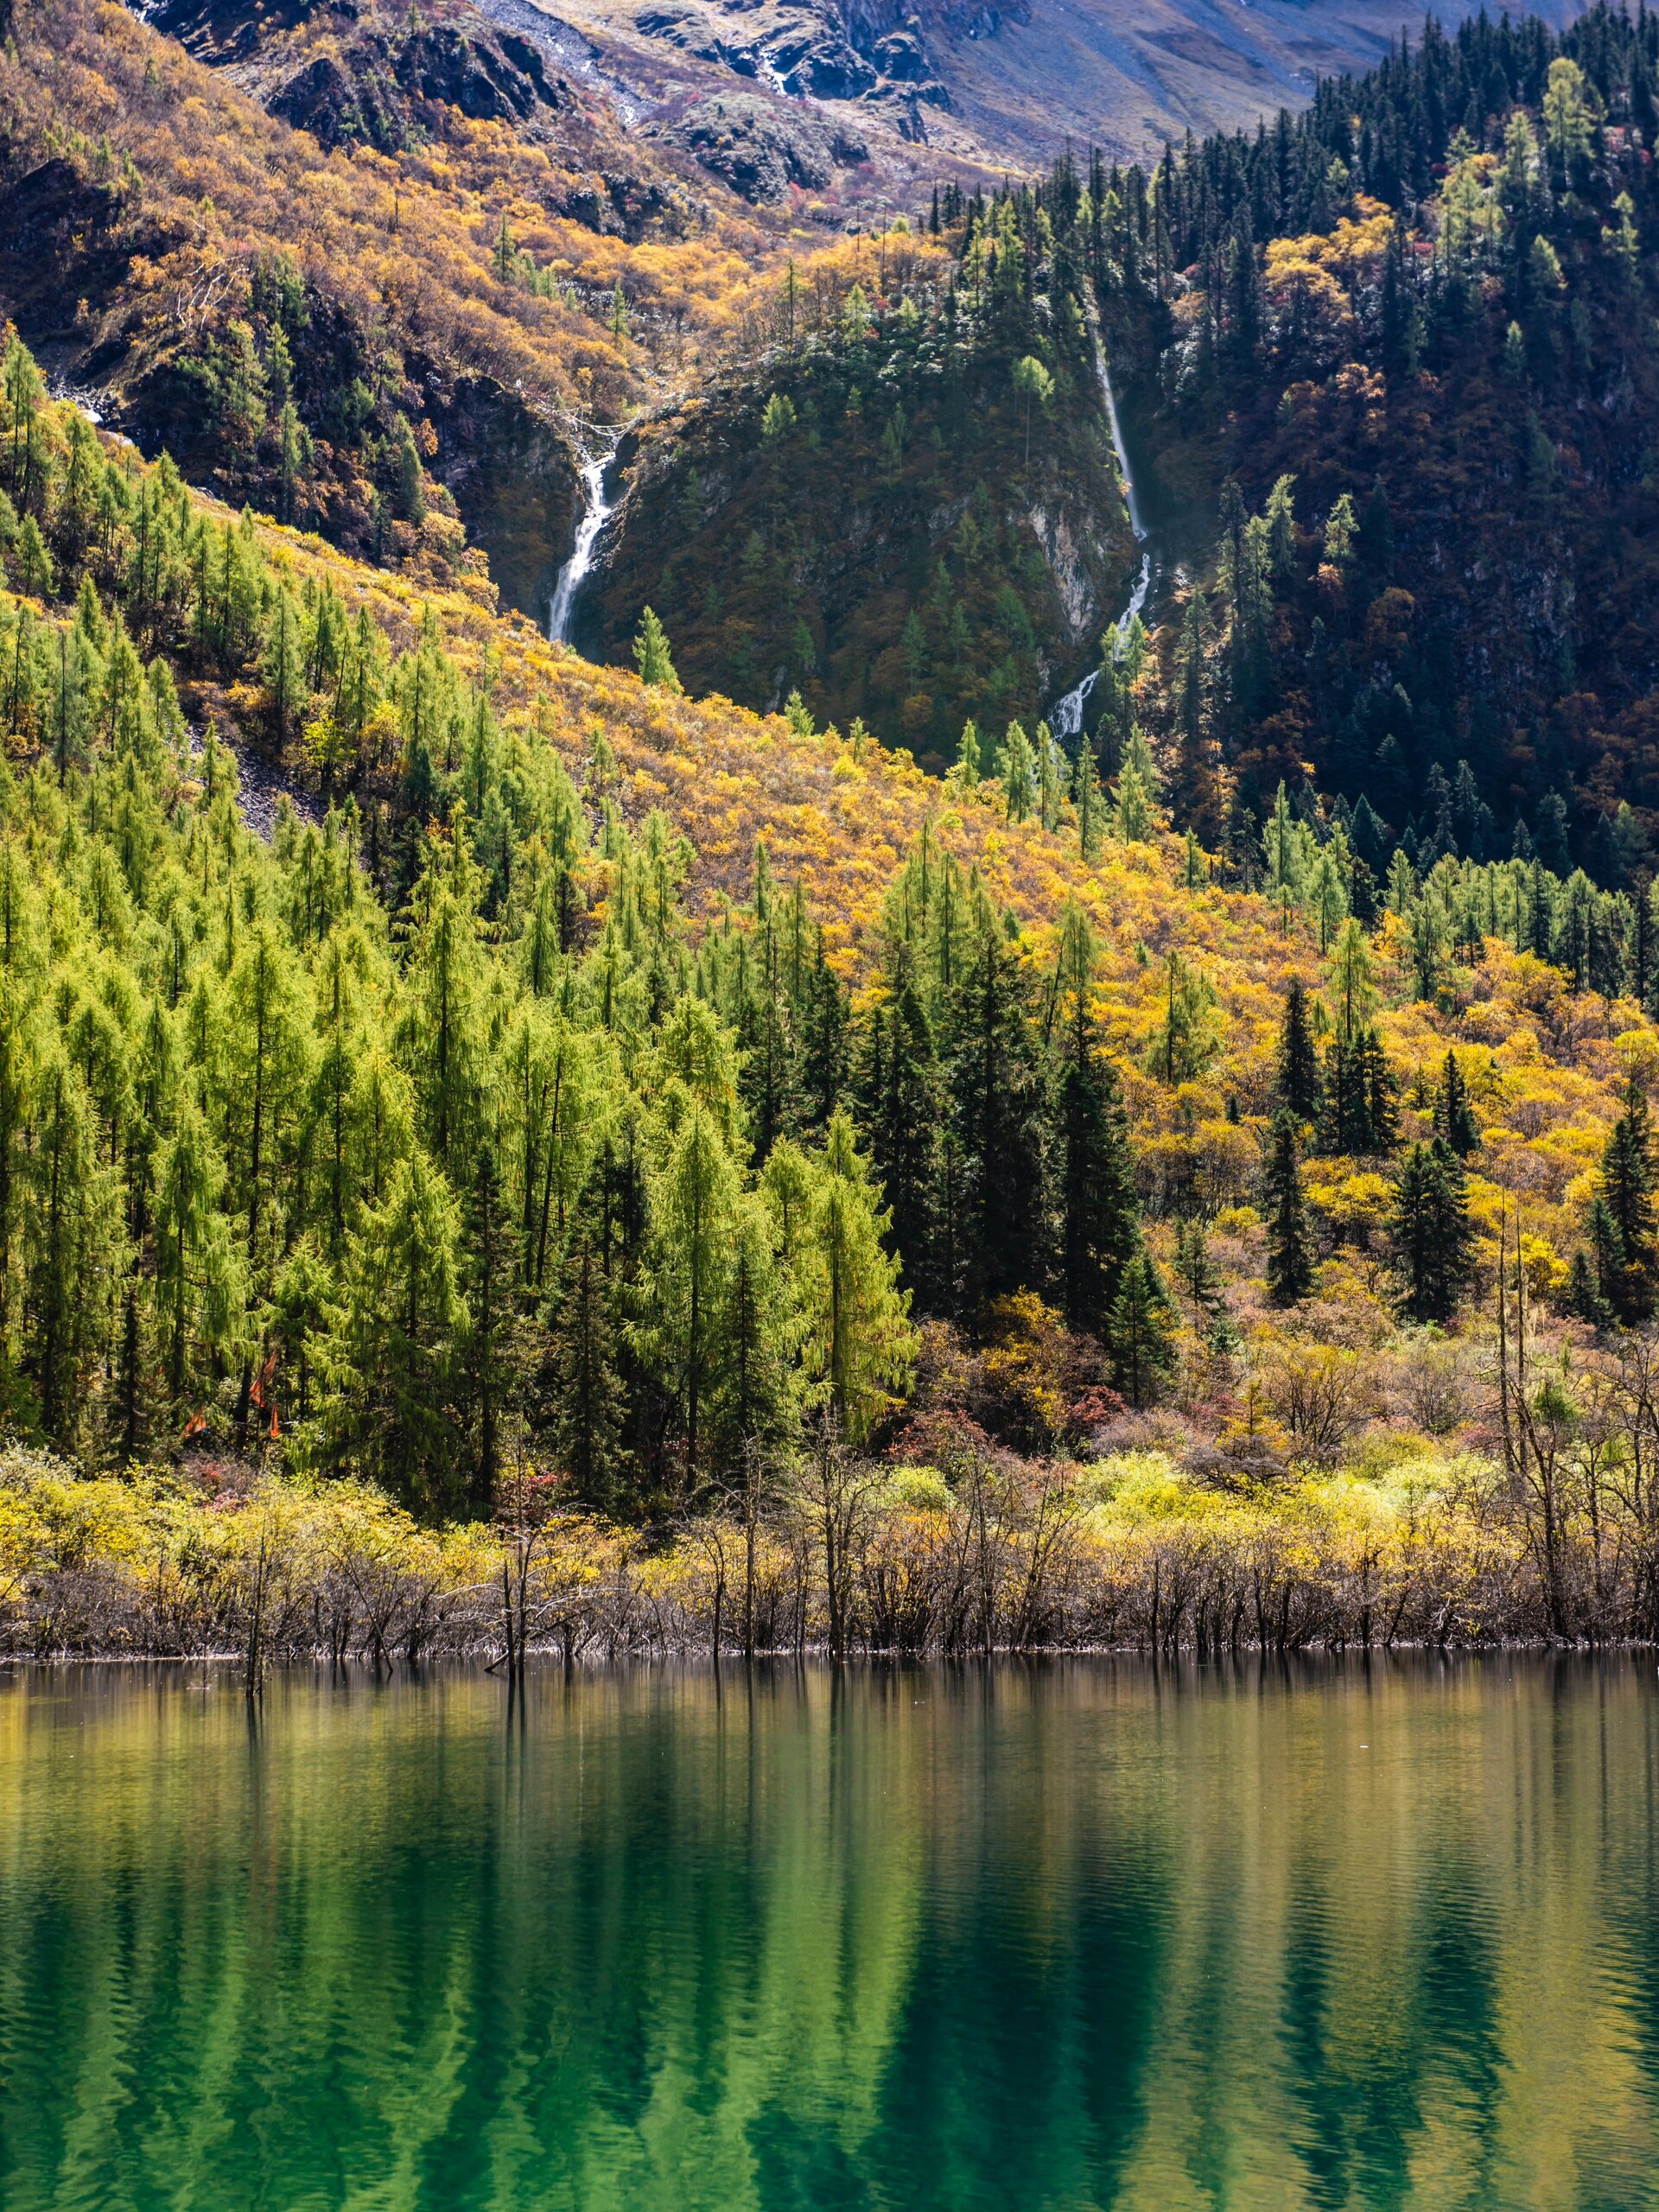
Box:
left=4, top=0, right=1659, bottom=1662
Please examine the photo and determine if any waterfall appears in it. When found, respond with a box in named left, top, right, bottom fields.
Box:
left=1050, top=334, right=1153, bottom=742
left=549, top=441, right=618, bottom=645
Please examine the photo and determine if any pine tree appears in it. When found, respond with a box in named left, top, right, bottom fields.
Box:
left=1173, top=1217, right=1221, bottom=1309
left=1567, top=1241, right=1614, bottom=1330
left=796, top=1109, right=913, bottom=1442
left=324, top=1152, right=467, bottom=1512
left=997, top=721, right=1035, bottom=822
left=1388, top=1138, right=1476, bottom=1325
left=154, top=1098, right=242, bottom=1412
left=260, top=587, right=307, bottom=746
left=1360, top=1029, right=1401, bottom=1154
left=458, top=1132, right=524, bottom=1511
left=1053, top=905, right=1141, bottom=1336
left=735, top=918, right=800, bottom=1165
left=1106, top=1248, right=1175, bottom=1408
left=1275, top=976, right=1322, bottom=1122
left=798, top=927, right=849, bottom=1131
left=1264, top=1110, right=1316, bottom=1306
left=946, top=916, right=1049, bottom=1316
left=1433, top=1050, right=1480, bottom=1155
left=632, top=607, right=682, bottom=692
left=1594, top=1079, right=1658, bottom=1320
left=856, top=948, right=940, bottom=1306
left=1586, top=1193, right=1626, bottom=1320
left=635, top=1108, right=738, bottom=1494
left=1319, top=1022, right=1396, bottom=1156
left=544, top=1196, right=629, bottom=1509
left=956, top=718, right=981, bottom=787
left=1074, top=744, right=1103, bottom=861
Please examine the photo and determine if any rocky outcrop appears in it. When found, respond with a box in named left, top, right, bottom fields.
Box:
left=149, top=0, right=576, bottom=151
left=425, top=375, right=583, bottom=626
left=647, top=91, right=868, bottom=200
left=624, top=0, right=948, bottom=127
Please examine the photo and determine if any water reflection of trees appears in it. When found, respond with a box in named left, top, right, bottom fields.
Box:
left=0, top=1662, right=1655, bottom=2209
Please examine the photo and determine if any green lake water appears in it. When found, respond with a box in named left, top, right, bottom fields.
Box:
left=2, top=1660, right=1658, bottom=2211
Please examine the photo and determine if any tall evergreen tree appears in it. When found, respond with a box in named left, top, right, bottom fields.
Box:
left=1388, top=1138, right=1477, bottom=1325
left=946, top=914, right=1049, bottom=1318
left=1433, top=1049, right=1480, bottom=1155
left=1106, top=1249, right=1176, bottom=1408
left=1264, top=1110, right=1316, bottom=1306
left=856, top=947, right=940, bottom=1307
left=325, top=1151, right=467, bottom=1512
left=1594, top=1078, right=1658, bottom=1320
left=1052, top=905, right=1141, bottom=1336
left=1275, top=976, right=1322, bottom=1122
left=543, top=1195, right=630, bottom=1510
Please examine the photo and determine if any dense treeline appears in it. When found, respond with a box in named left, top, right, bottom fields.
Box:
left=1088, top=4, right=1659, bottom=861
left=0, top=330, right=1182, bottom=1514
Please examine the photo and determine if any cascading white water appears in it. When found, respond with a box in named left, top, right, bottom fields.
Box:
left=549, top=442, right=618, bottom=645
left=1050, top=334, right=1153, bottom=741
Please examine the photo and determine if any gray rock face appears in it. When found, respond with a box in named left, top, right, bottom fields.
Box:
left=149, top=0, right=575, bottom=151
left=648, top=89, right=869, bottom=200
left=625, top=0, right=950, bottom=149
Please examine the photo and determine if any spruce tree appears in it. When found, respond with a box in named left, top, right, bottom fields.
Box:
left=1173, top=1217, right=1221, bottom=1309
left=458, top=1133, right=524, bottom=1511
left=946, top=914, right=1049, bottom=1317
left=956, top=719, right=981, bottom=787
left=1433, top=1050, right=1480, bottom=1154
left=543, top=1200, right=630, bottom=1508
left=1074, top=745, right=1103, bottom=861
left=1275, top=976, right=1322, bottom=1122
left=1388, top=1138, right=1476, bottom=1325
left=1361, top=1030, right=1401, bottom=1154
left=1594, top=1079, right=1658, bottom=1320
left=798, top=927, right=849, bottom=1131
left=325, top=1151, right=467, bottom=1513
left=632, top=607, right=682, bottom=692
left=1264, top=1109, right=1316, bottom=1306
left=1054, top=904, right=1141, bottom=1337
left=1586, top=1193, right=1626, bottom=1319
left=1567, top=1242, right=1614, bottom=1331
left=1106, top=1248, right=1175, bottom=1408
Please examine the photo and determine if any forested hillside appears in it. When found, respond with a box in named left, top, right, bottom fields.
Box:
left=0, top=0, right=806, bottom=619
left=10, top=4, right=1659, bottom=1655
left=588, top=204, right=1133, bottom=760
left=2, top=333, right=1658, bottom=1656
left=1102, top=6, right=1659, bottom=882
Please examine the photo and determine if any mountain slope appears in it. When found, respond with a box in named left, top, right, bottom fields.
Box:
left=519, top=0, right=1587, bottom=181
left=0, top=0, right=795, bottom=620
left=587, top=207, right=1135, bottom=755
left=1097, top=7, right=1659, bottom=880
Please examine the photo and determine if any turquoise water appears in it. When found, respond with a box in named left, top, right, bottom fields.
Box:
left=2, top=1661, right=1657, bottom=2210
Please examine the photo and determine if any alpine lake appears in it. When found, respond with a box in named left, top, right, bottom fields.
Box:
left=2, top=1657, right=1657, bottom=2211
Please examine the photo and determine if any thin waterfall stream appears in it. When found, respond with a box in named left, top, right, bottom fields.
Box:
left=1050, top=331, right=1154, bottom=741
left=549, top=437, right=619, bottom=645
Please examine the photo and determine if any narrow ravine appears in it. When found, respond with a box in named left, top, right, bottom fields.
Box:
left=1050, top=330, right=1154, bottom=741
left=549, top=438, right=619, bottom=645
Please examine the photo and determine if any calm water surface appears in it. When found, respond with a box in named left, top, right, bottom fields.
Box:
left=2, top=1660, right=1657, bottom=2211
